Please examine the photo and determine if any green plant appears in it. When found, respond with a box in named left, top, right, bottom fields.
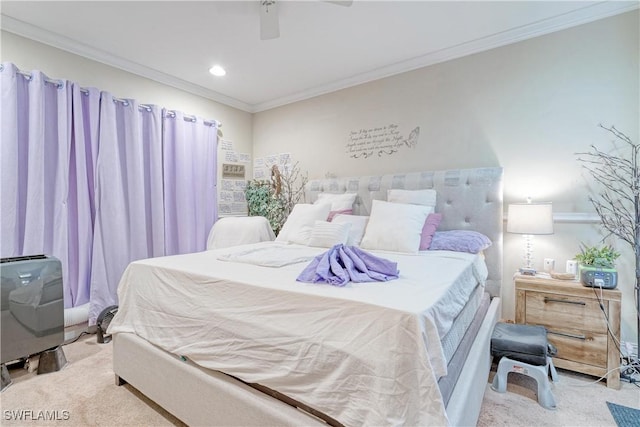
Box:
left=245, top=180, right=286, bottom=235
left=574, top=244, right=620, bottom=269
left=245, top=162, right=308, bottom=236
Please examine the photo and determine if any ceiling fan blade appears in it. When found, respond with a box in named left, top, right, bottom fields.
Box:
left=260, top=1, right=280, bottom=40
left=324, top=1, right=353, bottom=6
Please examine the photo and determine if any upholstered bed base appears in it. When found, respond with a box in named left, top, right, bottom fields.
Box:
left=113, top=297, right=500, bottom=426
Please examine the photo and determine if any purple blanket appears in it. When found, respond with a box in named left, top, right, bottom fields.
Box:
left=296, top=244, right=399, bottom=287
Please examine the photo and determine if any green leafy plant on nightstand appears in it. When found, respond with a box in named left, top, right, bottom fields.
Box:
left=574, top=244, right=620, bottom=269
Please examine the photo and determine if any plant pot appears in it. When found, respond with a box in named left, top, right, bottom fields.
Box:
left=579, top=265, right=618, bottom=289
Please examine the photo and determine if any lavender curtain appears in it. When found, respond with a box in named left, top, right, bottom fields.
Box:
left=163, top=111, right=218, bottom=255
left=67, top=86, right=101, bottom=307
left=0, top=63, right=74, bottom=307
left=2, top=62, right=219, bottom=324
left=88, top=96, right=165, bottom=323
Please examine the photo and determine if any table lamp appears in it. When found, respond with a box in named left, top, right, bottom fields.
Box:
left=507, top=200, right=554, bottom=275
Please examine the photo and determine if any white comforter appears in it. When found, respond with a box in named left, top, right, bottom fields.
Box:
left=109, top=242, right=487, bottom=426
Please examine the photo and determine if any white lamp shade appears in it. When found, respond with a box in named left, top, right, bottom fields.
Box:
left=507, top=203, right=554, bottom=235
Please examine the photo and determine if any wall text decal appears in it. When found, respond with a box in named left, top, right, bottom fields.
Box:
left=346, top=124, right=420, bottom=159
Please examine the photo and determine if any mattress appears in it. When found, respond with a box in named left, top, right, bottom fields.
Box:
left=441, top=283, right=484, bottom=363
left=439, top=290, right=491, bottom=405
left=109, top=242, right=487, bottom=426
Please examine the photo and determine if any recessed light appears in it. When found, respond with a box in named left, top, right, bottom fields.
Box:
left=209, top=65, right=226, bottom=77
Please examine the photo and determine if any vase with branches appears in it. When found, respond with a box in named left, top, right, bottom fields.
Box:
left=245, top=161, right=308, bottom=235
left=576, top=124, right=639, bottom=368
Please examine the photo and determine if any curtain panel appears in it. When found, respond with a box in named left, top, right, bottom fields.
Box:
left=1, top=63, right=73, bottom=307
left=0, top=62, right=219, bottom=324
left=163, top=111, right=218, bottom=256
left=88, top=96, right=165, bottom=323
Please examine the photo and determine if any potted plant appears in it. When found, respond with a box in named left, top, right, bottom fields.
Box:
left=245, top=180, right=286, bottom=235
left=245, top=162, right=308, bottom=236
left=574, top=244, right=620, bottom=289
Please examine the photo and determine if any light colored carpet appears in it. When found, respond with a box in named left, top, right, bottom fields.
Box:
left=1, top=334, right=638, bottom=426
left=478, top=368, right=639, bottom=426
left=1, top=335, right=185, bottom=426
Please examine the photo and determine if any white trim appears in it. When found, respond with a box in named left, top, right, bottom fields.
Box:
left=553, top=212, right=601, bottom=224
left=2, top=1, right=637, bottom=113
left=504, top=212, right=601, bottom=224
left=252, top=1, right=638, bottom=112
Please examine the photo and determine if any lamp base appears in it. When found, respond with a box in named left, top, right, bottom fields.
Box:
left=519, top=267, right=537, bottom=276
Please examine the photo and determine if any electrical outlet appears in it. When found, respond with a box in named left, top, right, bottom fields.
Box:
left=543, top=258, right=555, bottom=272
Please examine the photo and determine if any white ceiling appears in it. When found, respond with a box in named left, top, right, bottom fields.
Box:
left=1, top=1, right=637, bottom=113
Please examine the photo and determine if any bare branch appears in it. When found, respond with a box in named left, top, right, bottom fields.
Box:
left=577, top=125, right=639, bottom=258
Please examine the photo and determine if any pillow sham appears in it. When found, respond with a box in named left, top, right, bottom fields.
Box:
left=315, top=192, right=357, bottom=210
left=420, top=213, right=442, bottom=250
left=429, top=230, right=492, bottom=254
left=308, top=220, right=352, bottom=248
left=387, top=188, right=437, bottom=208
left=275, top=203, right=331, bottom=245
left=331, top=214, right=369, bottom=246
left=360, top=200, right=432, bottom=253
left=315, top=193, right=357, bottom=221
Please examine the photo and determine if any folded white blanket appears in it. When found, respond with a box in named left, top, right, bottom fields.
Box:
left=217, top=245, right=317, bottom=267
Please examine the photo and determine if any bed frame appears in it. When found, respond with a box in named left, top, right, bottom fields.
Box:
left=113, top=167, right=503, bottom=426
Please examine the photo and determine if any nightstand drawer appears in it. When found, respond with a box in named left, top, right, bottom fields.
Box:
left=525, top=291, right=607, bottom=334
left=514, top=274, right=621, bottom=389
left=546, top=328, right=608, bottom=367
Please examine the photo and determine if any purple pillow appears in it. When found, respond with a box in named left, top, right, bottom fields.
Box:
left=420, top=213, right=442, bottom=250
left=429, top=230, right=492, bottom=253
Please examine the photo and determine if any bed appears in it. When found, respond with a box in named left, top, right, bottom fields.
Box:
left=110, top=167, right=503, bottom=426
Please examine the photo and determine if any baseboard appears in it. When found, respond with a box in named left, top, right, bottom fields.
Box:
left=64, top=323, right=89, bottom=343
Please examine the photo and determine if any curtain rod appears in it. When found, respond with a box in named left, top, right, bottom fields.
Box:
left=164, top=110, right=220, bottom=128
left=14, top=68, right=64, bottom=88
left=6, top=65, right=221, bottom=128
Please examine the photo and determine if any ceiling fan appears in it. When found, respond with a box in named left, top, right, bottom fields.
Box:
left=259, top=0, right=353, bottom=40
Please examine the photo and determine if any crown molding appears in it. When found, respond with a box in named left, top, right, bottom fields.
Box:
left=1, top=15, right=253, bottom=112
left=252, top=1, right=639, bottom=112
left=2, top=1, right=637, bottom=114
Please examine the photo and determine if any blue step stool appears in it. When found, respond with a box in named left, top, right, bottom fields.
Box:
left=490, top=322, right=558, bottom=410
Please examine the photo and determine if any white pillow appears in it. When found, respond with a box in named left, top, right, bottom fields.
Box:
left=308, top=220, right=352, bottom=248
left=276, top=203, right=331, bottom=245
left=314, top=192, right=357, bottom=211
left=360, top=200, right=433, bottom=253
left=332, top=214, right=369, bottom=246
left=387, top=189, right=437, bottom=208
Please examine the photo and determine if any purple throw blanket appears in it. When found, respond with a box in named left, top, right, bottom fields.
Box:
left=296, top=244, right=399, bottom=287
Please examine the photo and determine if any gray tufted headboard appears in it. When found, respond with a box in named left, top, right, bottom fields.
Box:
left=305, top=167, right=504, bottom=297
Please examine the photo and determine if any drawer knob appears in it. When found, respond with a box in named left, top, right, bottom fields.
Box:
left=544, top=297, right=585, bottom=306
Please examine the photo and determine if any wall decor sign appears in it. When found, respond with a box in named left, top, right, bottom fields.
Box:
left=346, top=124, right=420, bottom=159
left=219, top=179, right=247, bottom=216
left=222, top=163, right=245, bottom=179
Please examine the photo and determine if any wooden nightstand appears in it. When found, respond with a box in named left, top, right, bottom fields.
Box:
left=514, top=273, right=621, bottom=389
